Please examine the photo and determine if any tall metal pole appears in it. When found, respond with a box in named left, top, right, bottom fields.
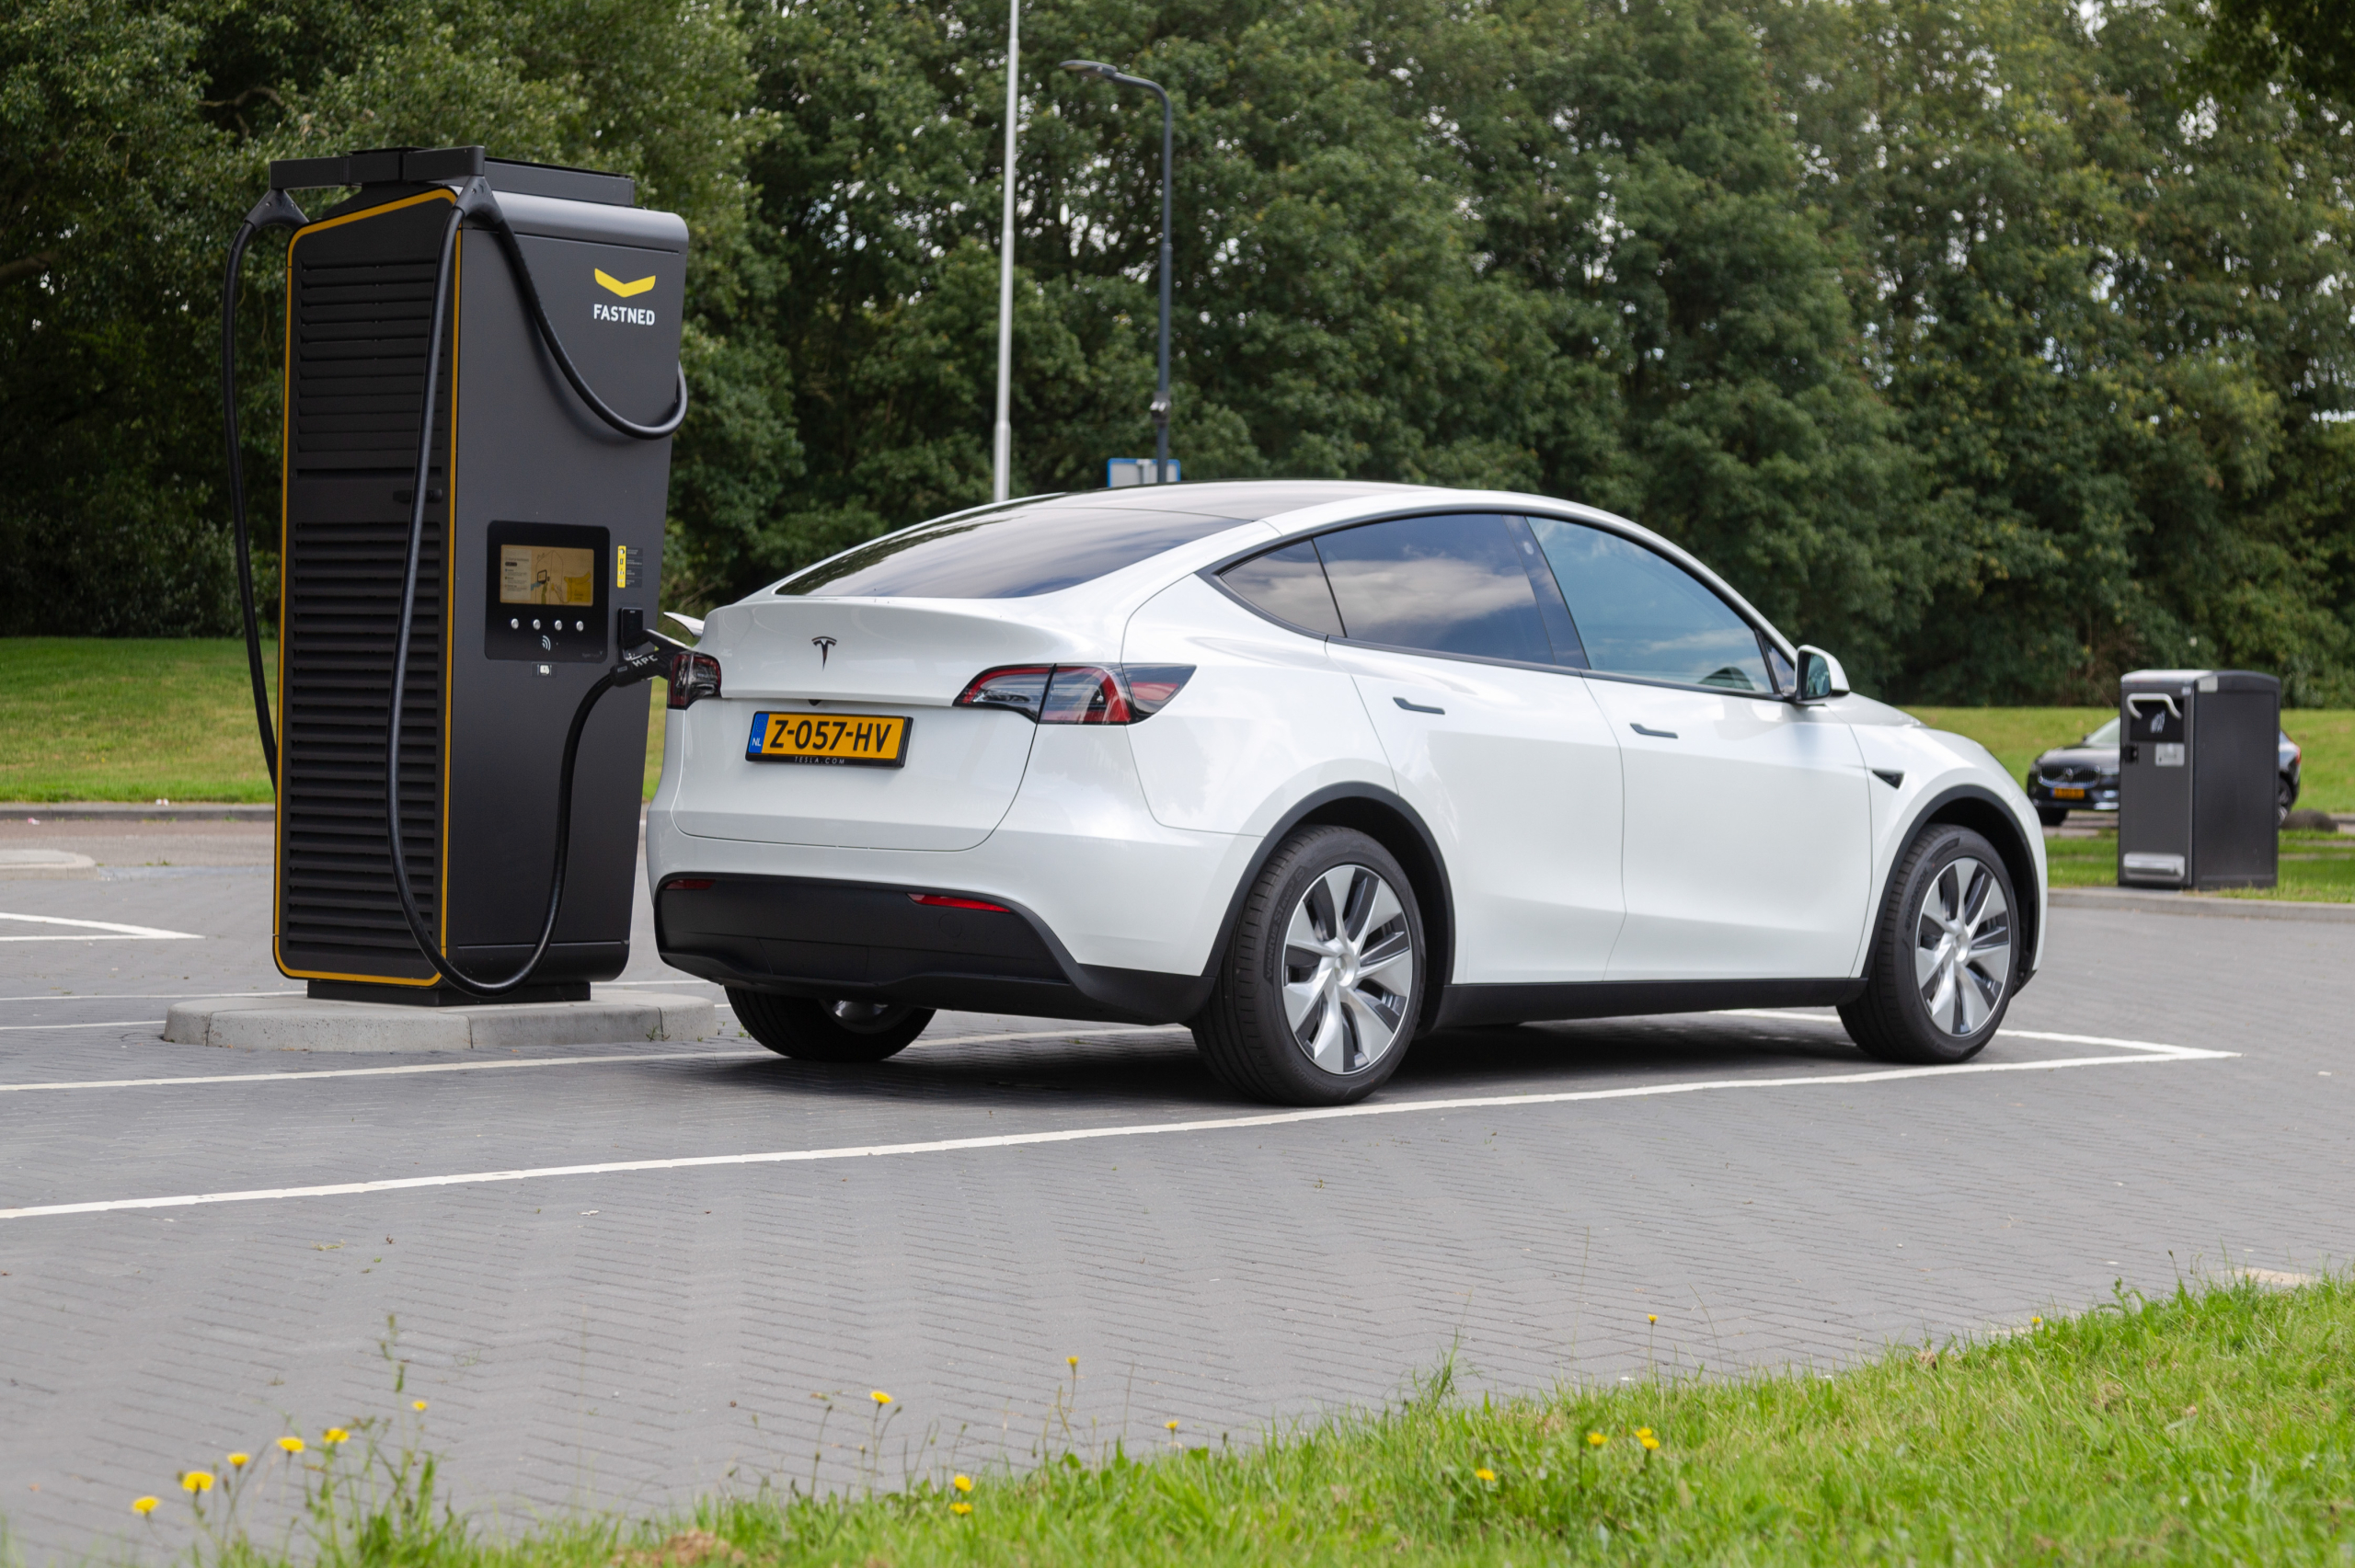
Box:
left=1152, top=85, right=1172, bottom=485
left=1063, top=61, right=1173, bottom=484
left=992, top=0, right=1019, bottom=504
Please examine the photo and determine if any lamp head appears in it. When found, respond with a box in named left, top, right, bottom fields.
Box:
left=1061, top=59, right=1119, bottom=80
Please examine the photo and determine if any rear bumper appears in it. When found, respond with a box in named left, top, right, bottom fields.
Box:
left=655, top=874, right=1214, bottom=1025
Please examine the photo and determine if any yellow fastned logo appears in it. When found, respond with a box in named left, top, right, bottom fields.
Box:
left=592, top=267, right=658, bottom=326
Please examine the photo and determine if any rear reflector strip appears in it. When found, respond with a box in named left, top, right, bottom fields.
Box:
left=664, top=878, right=715, bottom=891
left=909, top=893, right=1011, bottom=913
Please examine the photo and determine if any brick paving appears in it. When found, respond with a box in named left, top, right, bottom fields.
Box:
left=1, top=838, right=2349, bottom=1559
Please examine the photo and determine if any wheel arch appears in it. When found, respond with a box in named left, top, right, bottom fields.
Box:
left=1895, top=784, right=2042, bottom=987
left=1210, top=784, right=1457, bottom=1036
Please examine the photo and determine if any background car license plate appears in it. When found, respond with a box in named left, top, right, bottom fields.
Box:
left=746, top=712, right=909, bottom=767
left=2053, top=786, right=2085, bottom=799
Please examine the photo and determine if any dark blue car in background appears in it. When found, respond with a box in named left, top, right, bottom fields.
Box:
left=2027, top=716, right=2303, bottom=828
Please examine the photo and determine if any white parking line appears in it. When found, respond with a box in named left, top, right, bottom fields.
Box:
left=0, top=1025, right=1191, bottom=1093
left=0, top=912, right=201, bottom=942
left=0, top=1037, right=2234, bottom=1219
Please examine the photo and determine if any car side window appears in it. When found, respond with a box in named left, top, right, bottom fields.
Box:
left=1526, top=517, right=1773, bottom=692
left=1216, top=540, right=1344, bottom=636
left=1314, top=514, right=1556, bottom=666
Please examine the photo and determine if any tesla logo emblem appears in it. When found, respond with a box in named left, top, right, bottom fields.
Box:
left=811, top=635, right=836, bottom=667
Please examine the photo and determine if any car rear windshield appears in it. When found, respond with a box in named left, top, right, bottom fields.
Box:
left=777, top=500, right=1257, bottom=600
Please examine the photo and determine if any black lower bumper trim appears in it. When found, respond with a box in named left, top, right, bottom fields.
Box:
left=656, top=875, right=1212, bottom=1026
left=1434, top=977, right=1864, bottom=1030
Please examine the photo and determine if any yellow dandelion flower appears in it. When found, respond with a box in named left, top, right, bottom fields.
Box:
left=2031, top=1316, right=2043, bottom=1326
left=1066, top=1356, right=1078, bottom=1368
left=277, top=1436, right=304, bottom=1454
left=1640, top=1435, right=1660, bottom=1451
left=180, top=1472, right=214, bottom=1494
left=1636, top=1427, right=1653, bottom=1439
left=869, top=1391, right=890, bottom=1406
left=1474, top=1468, right=1497, bottom=1482
left=412, top=1401, right=429, bottom=1413
left=1586, top=1432, right=1606, bottom=1448
left=950, top=1501, right=973, bottom=1516
left=1647, top=1314, right=1658, bottom=1324
left=953, top=1474, right=974, bottom=1494
left=1165, top=1420, right=1179, bottom=1431
left=131, top=1497, right=160, bottom=1516
left=227, top=1453, right=250, bottom=1470
left=322, top=1428, right=349, bottom=1447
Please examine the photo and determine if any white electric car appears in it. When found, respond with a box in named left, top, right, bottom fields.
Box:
left=647, top=481, right=2044, bottom=1104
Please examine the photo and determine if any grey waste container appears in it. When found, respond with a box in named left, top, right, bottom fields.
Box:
left=2117, top=668, right=2280, bottom=890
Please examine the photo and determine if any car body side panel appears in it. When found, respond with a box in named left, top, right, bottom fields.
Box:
left=1120, top=574, right=1396, bottom=837
left=1846, top=708, right=2049, bottom=979
left=1326, top=645, right=1626, bottom=984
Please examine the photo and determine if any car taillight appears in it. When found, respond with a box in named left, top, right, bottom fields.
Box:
left=669, top=650, right=722, bottom=710
left=953, top=664, right=1192, bottom=725
left=909, top=892, right=1011, bottom=912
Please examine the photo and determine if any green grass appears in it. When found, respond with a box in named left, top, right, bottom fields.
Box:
left=89, top=1276, right=2355, bottom=1565
left=2044, top=829, right=2355, bottom=901
left=0, top=637, right=667, bottom=803
left=1910, top=704, right=2355, bottom=814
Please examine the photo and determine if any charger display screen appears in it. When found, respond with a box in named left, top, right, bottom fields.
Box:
left=500, top=544, right=596, bottom=607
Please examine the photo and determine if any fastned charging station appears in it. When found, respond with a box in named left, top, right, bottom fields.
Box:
left=220, top=146, right=690, bottom=1006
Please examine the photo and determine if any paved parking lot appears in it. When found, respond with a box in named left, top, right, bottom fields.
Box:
left=3, top=815, right=2351, bottom=1558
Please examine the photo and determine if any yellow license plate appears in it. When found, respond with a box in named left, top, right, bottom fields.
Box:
left=746, top=711, right=910, bottom=767
left=2053, top=786, right=2085, bottom=799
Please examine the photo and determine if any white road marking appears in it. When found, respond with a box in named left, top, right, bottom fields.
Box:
left=1716, top=1009, right=2218, bottom=1059
left=0, top=1024, right=1192, bottom=1093
left=0, top=1038, right=2234, bottom=1219
left=0, top=990, right=299, bottom=1002
left=0, top=912, right=201, bottom=942
left=0, top=1020, right=164, bottom=1033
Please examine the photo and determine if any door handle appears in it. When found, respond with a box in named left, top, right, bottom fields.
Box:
left=1394, top=696, right=1445, bottom=715
left=1629, top=723, right=1678, bottom=738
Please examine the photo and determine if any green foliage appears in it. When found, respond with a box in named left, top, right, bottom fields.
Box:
left=6, top=0, right=2355, bottom=704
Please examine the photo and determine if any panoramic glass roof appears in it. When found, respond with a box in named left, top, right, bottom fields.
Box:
left=775, top=482, right=1415, bottom=600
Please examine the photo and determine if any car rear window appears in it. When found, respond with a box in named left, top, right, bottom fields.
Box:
left=778, top=502, right=1256, bottom=600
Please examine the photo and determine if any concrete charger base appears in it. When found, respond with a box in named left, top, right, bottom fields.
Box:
left=166, top=987, right=719, bottom=1052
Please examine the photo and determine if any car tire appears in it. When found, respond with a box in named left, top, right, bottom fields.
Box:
left=728, top=990, right=933, bottom=1062
left=2280, top=775, right=2295, bottom=827
left=1192, top=826, right=1424, bottom=1106
left=2035, top=807, right=2069, bottom=829
left=1839, top=825, right=2019, bottom=1066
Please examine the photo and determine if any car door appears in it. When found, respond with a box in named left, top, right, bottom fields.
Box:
left=1304, top=513, right=1626, bottom=984
left=1525, top=516, right=1872, bottom=981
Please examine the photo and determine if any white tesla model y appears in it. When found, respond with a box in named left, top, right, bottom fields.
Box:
left=648, top=482, right=2044, bottom=1104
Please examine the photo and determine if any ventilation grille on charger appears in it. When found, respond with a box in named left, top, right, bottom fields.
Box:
left=278, top=224, right=456, bottom=979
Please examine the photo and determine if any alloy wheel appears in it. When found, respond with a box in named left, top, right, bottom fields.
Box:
left=1913, top=855, right=2011, bottom=1036
left=1281, top=864, right=1415, bottom=1075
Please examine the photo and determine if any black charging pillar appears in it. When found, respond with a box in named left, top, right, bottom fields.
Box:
left=269, top=149, right=684, bottom=1001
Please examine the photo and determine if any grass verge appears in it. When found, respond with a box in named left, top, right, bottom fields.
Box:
left=86, top=1276, right=2355, bottom=1565
left=2043, top=829, right=2355, bottom=901
left=1910, top=704, right=2355, bottom=814
left=0, top=637, right=667, bottom=803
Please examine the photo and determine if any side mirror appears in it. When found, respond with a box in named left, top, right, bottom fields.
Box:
left=1794, top=646, right=1849, bottom=704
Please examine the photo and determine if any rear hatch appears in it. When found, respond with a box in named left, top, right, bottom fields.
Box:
left=670, top=600, right=1063, bottom=851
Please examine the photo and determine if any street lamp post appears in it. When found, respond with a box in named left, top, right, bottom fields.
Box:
left=1063, top=59, right=1173, bottom=484
left=992, top=0, right=1020, bottom=504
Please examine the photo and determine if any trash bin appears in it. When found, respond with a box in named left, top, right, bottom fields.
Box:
left=2117, top=669, right=2280, bottom=890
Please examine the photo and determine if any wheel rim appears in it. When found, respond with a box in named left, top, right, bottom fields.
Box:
left=1281, top=864, right=1414, bottom=1076
left=1913, top=855, right=2011, bottom=1036
left=828, top=1001, right=907, bottom=1035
